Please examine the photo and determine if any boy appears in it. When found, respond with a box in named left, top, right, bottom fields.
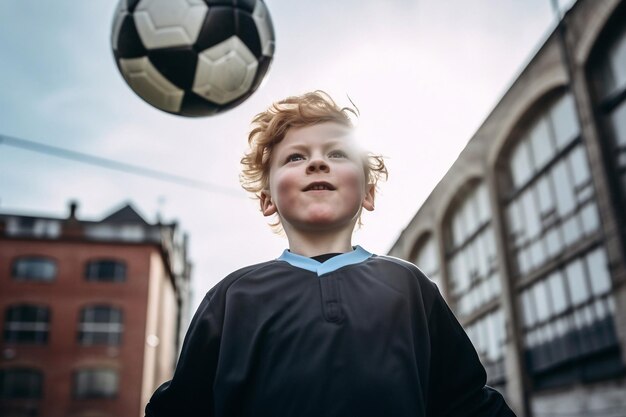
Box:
left=145, top=91, right=516, bottom=417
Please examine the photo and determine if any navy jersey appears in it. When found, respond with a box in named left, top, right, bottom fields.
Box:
left=145, top=246, right=516, bottom=417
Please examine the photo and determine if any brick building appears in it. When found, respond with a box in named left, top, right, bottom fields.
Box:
left=0, top=202, right=192, bottom=417
left=388, top=1, right=626, bottom=416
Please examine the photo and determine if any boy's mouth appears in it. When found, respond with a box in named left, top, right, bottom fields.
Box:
left=303, top=182, right=336, bottom=191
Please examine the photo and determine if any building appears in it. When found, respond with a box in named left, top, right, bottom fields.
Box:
left=388, top=1, right=626, bottom=416
left=0, top=202, right=192, bottom=417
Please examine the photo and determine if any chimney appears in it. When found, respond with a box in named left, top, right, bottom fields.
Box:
left=68, top=200, right=78, bottom=220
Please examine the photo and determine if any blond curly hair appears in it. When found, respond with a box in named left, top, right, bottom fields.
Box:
left=240, top=90, right=388, bottom=230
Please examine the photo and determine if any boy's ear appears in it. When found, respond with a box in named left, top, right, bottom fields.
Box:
left=362, top=184, right=376, bottom=212
left=260, top=190, right=277, bottom=217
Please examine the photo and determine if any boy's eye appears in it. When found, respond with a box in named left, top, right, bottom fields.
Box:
left=329, top=150, right=347, bottom=158
left=286, top=153, right=305, bottom=163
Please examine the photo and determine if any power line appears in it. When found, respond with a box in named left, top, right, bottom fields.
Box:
left=0, top=134, right=244, bottom=198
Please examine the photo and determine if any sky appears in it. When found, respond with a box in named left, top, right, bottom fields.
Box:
left=0, top=0, right=575, bottom=310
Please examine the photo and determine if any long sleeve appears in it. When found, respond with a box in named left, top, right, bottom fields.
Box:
left=145, top=291, right=221, bottom=417
left=425, top=288, right=516, bottom=417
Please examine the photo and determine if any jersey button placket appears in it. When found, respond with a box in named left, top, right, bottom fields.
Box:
left=318, top=272, right=343, bottom=323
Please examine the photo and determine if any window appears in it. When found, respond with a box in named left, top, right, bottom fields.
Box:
left=466, top=309, right=506, bottom=363
left=519, top=246, right=617, bottom=374
left=444, top=182, right=506, bottom=384
left=0, top=369, right=43, bottom=399
left=446, top=183, right=501, bottom=317
left=466, top=309, right=507, bottom=384
left=412, top=236, right=441, bottom=287
left=3, top=305, right=50, bottom=344
left=73, top=369, right=118, bottom=399
left=592, top=19, right=626, bottom=217
left=78, top=306, right=123, bottom=346
left=11, top=257, right=57, bottom=282
left=6, top=217, right=60, bottom=238
left=503, top=93, right=599, bottom=277
left=85, top=260, right=126, bottom=282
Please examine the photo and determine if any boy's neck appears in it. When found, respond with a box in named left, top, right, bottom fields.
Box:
left=285, top=229, right=354, bottom=258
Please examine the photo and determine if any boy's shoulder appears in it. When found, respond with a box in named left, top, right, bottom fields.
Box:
left=370, top=254, right=435, bottom=283
left=206, top=259, right=282, bottom=298
left=368, top=254, right=441, bottom=298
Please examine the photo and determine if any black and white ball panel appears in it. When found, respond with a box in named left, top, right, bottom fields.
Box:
left=111, top=0, right=275, bottom=117
left=133, top=0, right=208, bottom=49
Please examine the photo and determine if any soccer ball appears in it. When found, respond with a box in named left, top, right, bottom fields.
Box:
left=111, top=0, right=275, bottom=117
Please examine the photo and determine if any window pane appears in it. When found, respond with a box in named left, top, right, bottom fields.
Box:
left=585, top=248, right=611, bottom=295
left=535, top=175, right=555, bottom=217
left=86, top=260, right=126, bottom=282
left=551, top=94, right=579, bottom=149
left=484, top=229, right=497, bottom=270
left=78, top=306, right=123, bottom=346
left=464, top=243, right=478, bottom=284
left=491, top=272, right=502, bottom=296
left=551, top=161, right=576, bottom=216
left=415, top=237, right=439, bottom=278
left=528, top=239, right=543, bottom=270
left=517, top=247, right=531, bottom=276
left=486, top=313, right=498, bottom=361
left=479, top=234, right=492, bottom=278
left=521, top=290, right=535, bottom=328
left=533, top=281, right=551, bottom=322
left=545, top=226, right=562, bottom=257
left=494, top=309, right=505, bottom=349
left=463, top=197, right=479, bottom=237
left=511, top=140, right=534, bottom=189
left=568, top=145, right=591, bottom=188
left=12, top=258, right=57, bottom=281
left=529, top=118, right=555, bottom=170
left=477, top=318, right=488, bottom=356
left=565, top=259, right=589, bottom=305
left=561, top=216, right=582, bottom=246
left=547, top=271, right=568, bottom=314
left=520, top=189, right=540, bottom=238
left=0, top=369, right=43, bottom=399
left=448, top=254, right=460, bottom=293
left=4, top=305, right=50, bottom=344
left=580, top=201, right=600, bottom=235
left=74, top=369, right=118, bottom=398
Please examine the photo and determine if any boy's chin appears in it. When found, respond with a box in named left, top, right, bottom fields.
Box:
left=290, top=217, right=359, bottom=233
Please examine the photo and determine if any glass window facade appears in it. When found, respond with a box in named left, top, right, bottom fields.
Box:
left=73, top=369, right=118, bottom=399
left=594, top=22, right=626, bottom=216
left=11, top=257, right=57, bottom=282
left=3, top=305, right=50, bottom=344
left=78, top=306, right=123, bottom=346
left=412, top=236, right=441, bottom=288
left=0, top=369, right=43, bottom=399
left=445, top=182, right=506, bottom=385
left=85, top=260, right=126, bottom=282
left=519, top=247, right=617, bottom=374
left=447, top=183, right=502, bottom=317
left=505, top=93, right=599, bottom=277
left=504, top=91, right=621, bottom=389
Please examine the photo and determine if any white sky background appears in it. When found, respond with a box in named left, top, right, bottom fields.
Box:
left=0, top=0, right=575, bottom=310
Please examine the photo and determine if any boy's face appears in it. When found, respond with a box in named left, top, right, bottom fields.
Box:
left=260, top=122, right=375, bottom=235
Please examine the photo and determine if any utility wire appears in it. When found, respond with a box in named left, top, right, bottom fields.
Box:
left=0, top=134, right=243, bottom=198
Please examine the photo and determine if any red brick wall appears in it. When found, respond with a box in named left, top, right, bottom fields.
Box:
left=0, top=239, right=158, bottom=417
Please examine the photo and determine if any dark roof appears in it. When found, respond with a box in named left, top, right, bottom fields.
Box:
left=100, top=203, right=149, bottom=225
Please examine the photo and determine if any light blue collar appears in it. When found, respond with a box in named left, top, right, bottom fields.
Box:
left=277, top=245, right=373, bottom=276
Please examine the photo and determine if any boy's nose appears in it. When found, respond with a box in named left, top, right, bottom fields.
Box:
left=306, top=158, right=330, bottom=173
